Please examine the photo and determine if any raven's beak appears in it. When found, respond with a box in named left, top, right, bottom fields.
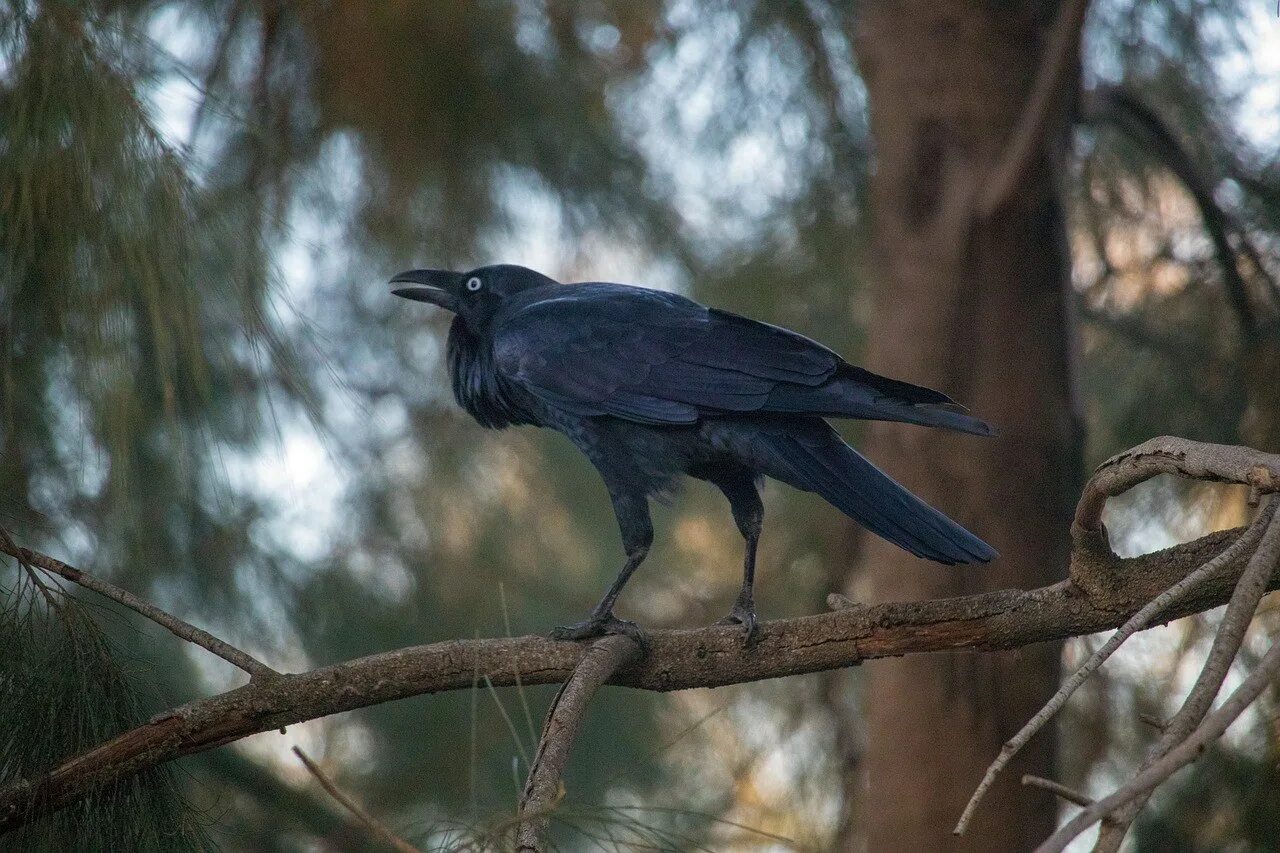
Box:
left=390, top=269, right=460, bottom=311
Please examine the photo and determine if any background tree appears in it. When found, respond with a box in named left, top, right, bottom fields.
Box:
left=850, top=3, right=1081, bottom=848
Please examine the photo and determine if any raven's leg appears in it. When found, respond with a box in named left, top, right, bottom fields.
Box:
left=711, top=468, right=763, bottom=644
left=551, top=489, right=652, bottom=646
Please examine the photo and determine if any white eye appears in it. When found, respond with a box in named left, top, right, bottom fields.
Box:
left=466, top=277, right=482, bottom=292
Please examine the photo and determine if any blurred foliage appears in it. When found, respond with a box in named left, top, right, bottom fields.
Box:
left=0, top=0, right=1278, bottom=849
left=1134, top=748, right=1280, bottom=852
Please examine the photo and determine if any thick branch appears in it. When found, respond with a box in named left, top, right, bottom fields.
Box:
left=0, top=540, right=278, bottom=680
left=0, top=522, right=1271, bottom=834
left=516, top=636, right=641, bottom=851
left=1074, top=435, right=1280, bottom=533
left=4, top=438, right=1278, bottom=839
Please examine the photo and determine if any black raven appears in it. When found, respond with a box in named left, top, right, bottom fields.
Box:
left=391, top=264, right=996, bottom=643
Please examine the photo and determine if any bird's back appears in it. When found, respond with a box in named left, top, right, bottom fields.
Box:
left=490, top=281, right=994, bottom=436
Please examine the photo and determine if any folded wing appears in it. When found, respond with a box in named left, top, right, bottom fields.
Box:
left=494, top=284, right=994, bottom=435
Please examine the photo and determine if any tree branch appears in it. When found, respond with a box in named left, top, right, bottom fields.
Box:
left=1076, top=299, right=1225, bottom=368
left=1085, top=85, right=1265, bottom=339
left=1039, top=632, right=1280, bottom=852
left=1021, top=775, right=1093, bottom=808
left=979, top=0, right=1091, bottom=218
left=0, top=539, right=279, bottom=680
left=1, top=437, right=1277, bottom=840
left=187, top=0, right=247, bottom=147
left=1092, top=496, right=1280, bottom=851
left=292, top=747, right=420, bottom=853
left=0, top=526, right=1265, bottom=834
left=516, top=635, right=641, bottom=851
left=954, top=496, right=1276, bottom=835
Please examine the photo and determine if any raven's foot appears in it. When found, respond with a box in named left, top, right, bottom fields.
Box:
left=551, top=612, right=649, bottom=651
left=716, top=597, right=759, bottom=647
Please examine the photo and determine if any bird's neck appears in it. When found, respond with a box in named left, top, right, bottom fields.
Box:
left=446, top=317, right=526, bottom=429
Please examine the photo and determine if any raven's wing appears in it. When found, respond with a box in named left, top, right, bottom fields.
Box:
left=493, top=284, right=993, bottom=434
left=493, top=285, right=829, bottom=424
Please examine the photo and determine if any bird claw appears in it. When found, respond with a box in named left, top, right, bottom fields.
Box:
left=551, top=613, right=650, bottom=652
left=716, top=600, right=760, bottom=647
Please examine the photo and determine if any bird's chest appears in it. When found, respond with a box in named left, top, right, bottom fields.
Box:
left=447, top=325, right=536, bottom=429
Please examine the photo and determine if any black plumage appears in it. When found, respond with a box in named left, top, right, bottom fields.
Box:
left=392, top=263, right=996, bottom=642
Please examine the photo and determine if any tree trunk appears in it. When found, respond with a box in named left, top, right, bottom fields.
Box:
left=844, top=3, right=1081, bottom=850
left=1242, top=337, right=1280, bottom=452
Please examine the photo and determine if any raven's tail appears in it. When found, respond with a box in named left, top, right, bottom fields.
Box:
left=755, top=425, right=997, bottom=564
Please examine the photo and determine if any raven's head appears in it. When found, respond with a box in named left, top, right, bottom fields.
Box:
left=390, top=264, right=558, bottom=329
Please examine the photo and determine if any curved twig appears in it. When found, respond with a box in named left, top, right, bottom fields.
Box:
left=1074, top=435, right=1280, bottom=532
left=516, top=636, right=642, bottom=851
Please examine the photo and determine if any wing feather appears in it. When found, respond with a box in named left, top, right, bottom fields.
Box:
left=492, top=283, right=991, bottom=434
left=494, top=285, right=836, bottom=423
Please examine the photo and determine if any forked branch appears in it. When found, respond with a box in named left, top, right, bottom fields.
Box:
left=1090, top=494, right=1280, bottom=851
left=1041, top=633, right=1280, bottom=852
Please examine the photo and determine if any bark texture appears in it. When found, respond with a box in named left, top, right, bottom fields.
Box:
left=851, top=3, right=1080, bottom=849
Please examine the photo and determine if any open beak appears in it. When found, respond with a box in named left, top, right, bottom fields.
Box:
left=390, top=269, right=460, bottom=311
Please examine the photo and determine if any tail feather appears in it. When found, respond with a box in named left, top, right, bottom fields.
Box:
left=758, top=428, right=997, bottom=565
